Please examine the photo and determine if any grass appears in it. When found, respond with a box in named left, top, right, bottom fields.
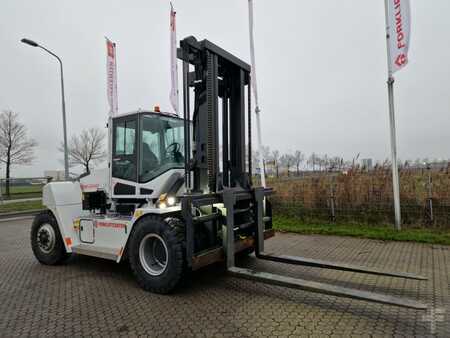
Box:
left=1, top=196, right=448, bottom=246
left=273, top=215, right=450, bottom=246
left=1, top=185, right=43, bottom=200
left=5, top=185, right=43, bottom=194
left=0, top=200, right=44, bottom=213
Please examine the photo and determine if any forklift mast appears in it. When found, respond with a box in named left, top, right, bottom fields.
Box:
left=176, top=36, right=427, bottom=311
left=178, top=36, right=252, bottom=193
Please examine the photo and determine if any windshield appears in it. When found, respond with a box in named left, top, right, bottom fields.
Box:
left=139, top=114, right=185, bottom=183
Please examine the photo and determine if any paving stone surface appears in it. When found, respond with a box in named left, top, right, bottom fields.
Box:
left=0, top=218, right=449, bottom=337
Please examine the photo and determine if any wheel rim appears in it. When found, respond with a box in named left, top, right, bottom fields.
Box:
left=37, top=224, right=56, bottom=254
left=139, top=234, right=169, bottom=276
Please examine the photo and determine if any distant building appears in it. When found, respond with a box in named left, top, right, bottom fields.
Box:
left=427, top=161, right=449, bottom=171
left=44, top=170, right=65, bottom=181
left=361, top=158, right=373, bottom=171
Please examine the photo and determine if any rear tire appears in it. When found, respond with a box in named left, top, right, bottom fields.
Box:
left=128, top=216, right=185, bottom=294
left=31, top=211, right=70, bottom=265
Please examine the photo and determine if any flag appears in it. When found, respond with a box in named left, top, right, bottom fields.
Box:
left=248, top=0, right=259, bottom=111
left=169, top=3, right=179, bottom=115
left=386, top=0, right=411, bottom=73
left=106, top=38, right=118, bottom=116
left=248, top=0, right=266, bottom=188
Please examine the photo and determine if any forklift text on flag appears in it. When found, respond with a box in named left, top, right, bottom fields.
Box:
left=169, top=4, right=179, bottom=115
left=106, top=38, right=118, bottom=116
left=386, top=0, right=410, bottom=73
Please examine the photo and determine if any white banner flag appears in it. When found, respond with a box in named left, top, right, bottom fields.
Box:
left=169, top=4, right=179, bottom=115
left=386, top=0, right=411, bottom=73
left=106, top=38, right=118, bottom=116
left=248, top=0, right=266, bottom=188
left=248, top=0, right=259, bottom=111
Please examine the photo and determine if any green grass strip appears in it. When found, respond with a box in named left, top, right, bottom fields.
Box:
left=273, top=215, right=450, bottom=246
left=0, top=200, right=43, bottom=213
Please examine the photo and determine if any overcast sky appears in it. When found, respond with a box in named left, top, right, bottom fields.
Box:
left=1, top=0, right=449, bottom=177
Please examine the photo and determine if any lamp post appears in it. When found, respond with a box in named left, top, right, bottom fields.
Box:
left=21, top=38, right=69, bottom=181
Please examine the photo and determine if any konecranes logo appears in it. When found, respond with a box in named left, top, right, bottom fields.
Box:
left=395, top=54, right=407, bottom=67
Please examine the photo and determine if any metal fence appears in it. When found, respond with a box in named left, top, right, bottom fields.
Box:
left=2, top=172, right=448, bottom=228
left=266, top=169, right=450, bottom=229
left=0, top=177, right=51, bottom=202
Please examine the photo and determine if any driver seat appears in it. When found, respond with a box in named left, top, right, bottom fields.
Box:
left=141, top=143, right=159, bottom=174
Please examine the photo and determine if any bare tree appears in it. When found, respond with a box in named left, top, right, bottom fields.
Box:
left=352, top=152, right=361, bottom=169
left=329, top=156, right=343, bottom=171
left=260, top=145, right=270, bottom=176
left=250, top=149, right=260, bottom=175
left=59, top=127, right=106, bottom=174
left=322, top=154, right=330, bottom=171
left=0, top=110, right=37, bottom=195
left=271, top=150, right=280, bottom=178
left=280, top=153, right=294, bottom=177
left=293, top=150, right=304, bottom=176
left=308, top=152, right=319, bottom=171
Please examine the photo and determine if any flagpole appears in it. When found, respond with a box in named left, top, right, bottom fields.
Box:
left=248, top=0, right=266, bottom=188
left=170, top=2, right=180, bottom=116
left=384, top=0, right=402, bottom=230
left=105, top=36, right=117, bottom=198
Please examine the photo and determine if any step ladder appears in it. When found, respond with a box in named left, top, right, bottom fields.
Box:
left=72, top=244, right=119, bottom=261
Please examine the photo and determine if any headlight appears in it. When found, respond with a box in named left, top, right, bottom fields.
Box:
left=158, top=193, right=176, bottom=208
left=167, top=196, right=176, bottom=206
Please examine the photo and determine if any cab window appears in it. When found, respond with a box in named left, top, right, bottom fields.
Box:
left=112, top=117, right=137, bottom=181
left=139, top=114, right=184, bottom=183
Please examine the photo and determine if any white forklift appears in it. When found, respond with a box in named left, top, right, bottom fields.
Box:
left=31, top=36, right=427, bottom=309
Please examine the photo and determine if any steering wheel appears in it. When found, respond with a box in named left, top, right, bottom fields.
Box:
left=165, top=142, right=181, bottom=159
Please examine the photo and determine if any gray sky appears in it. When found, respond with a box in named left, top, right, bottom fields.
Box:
left=1, top=0, right=449, bottom=177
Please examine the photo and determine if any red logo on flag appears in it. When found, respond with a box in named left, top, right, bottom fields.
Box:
left=107, top=41, right=115, bottom=58
left=395, top=54, right=407, bottom=67
left=170, top=10, right=176, bottom=31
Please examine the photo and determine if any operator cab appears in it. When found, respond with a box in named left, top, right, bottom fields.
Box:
left=111, top=110, right=186, bottom=199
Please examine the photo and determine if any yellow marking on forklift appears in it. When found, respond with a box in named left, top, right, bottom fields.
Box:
left=118, top=247, right=124, bottom=257
left=134, top=210, right=143, bottom=219
left=73, top=219, right=80, bottom=230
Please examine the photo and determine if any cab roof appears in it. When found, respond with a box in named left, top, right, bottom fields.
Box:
left=112, top=110, right=181, bottom=120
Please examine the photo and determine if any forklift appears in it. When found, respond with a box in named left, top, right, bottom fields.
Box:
left=31, top=36, right=427, bottom=310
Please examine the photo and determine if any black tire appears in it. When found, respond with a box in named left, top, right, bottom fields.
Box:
left=31, top=211, right=70, bottom=265
left=166, top=217, right=191, bottom=288
left=128, top=216, right=185, bottom=294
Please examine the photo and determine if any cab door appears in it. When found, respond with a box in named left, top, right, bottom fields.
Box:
left=112, top=115, right=138, bottom=195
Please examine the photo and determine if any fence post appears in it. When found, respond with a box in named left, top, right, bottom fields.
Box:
left=426, top=165, right=434, bottom=225
left=329, top=174, right=336, bottom=222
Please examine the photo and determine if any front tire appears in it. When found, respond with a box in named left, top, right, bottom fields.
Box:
left=128, top=216, right=185, bottom=294
left=31, top=211, right=70, bottom=265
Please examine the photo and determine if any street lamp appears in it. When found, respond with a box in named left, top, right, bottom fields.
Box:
left=21, top=38, right=70, bottom=181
